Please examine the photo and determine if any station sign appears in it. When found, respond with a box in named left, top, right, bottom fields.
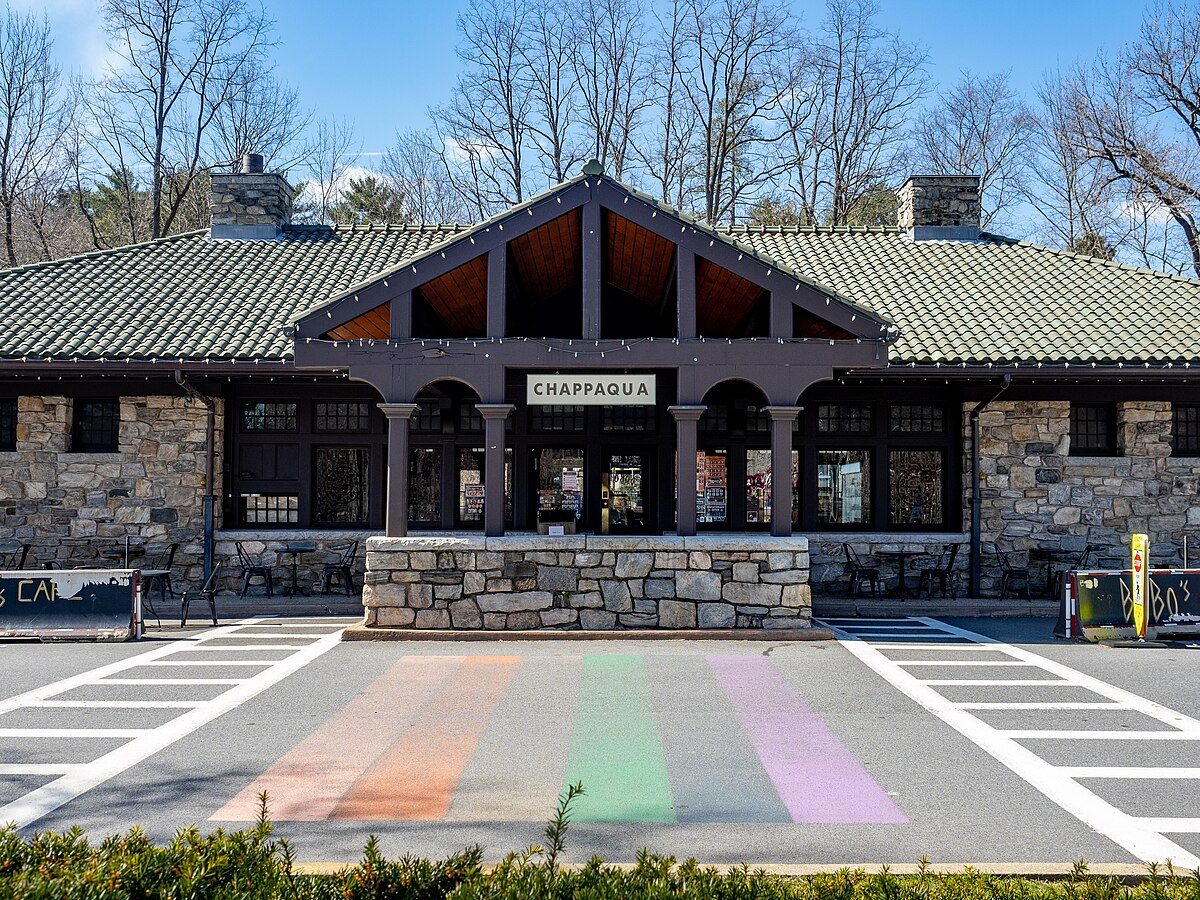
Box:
left=527, top=374, right=655, bottom=406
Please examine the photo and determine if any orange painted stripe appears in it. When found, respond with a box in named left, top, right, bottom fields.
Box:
left=211, top=656, right=463, bottom=821
left=331, top=655, right=521, bottom=821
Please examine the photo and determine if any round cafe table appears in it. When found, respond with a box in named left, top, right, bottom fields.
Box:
left=877, top=549, right=924, bottom=599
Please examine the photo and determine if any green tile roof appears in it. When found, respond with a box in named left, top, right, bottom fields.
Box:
left=0, top=215, right=1198, bottom=366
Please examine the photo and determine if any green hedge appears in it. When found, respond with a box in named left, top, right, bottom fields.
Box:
left=2, top=788, right=1198, bottom=899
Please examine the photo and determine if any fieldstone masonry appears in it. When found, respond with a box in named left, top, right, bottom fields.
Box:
left=362, top=535, right=812, bottom=630
left=897, top=175, right=981, bottom=231
left=973, top=399, right=1195, bottom=592
left=0, top=395, right=222, bottom=581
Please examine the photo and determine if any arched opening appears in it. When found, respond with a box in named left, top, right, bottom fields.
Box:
left=695, top=379, right=795, bottom=529
left=408, top=380, right=511, bottom=530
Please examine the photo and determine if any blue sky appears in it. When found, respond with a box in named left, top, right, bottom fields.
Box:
left=28, top=0, right=1149, bottom=162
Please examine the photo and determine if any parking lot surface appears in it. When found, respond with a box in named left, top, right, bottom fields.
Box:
left=2, top=615, right=1199, bottom=867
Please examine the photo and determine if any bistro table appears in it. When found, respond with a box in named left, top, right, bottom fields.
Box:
left=877, top=549, right=925, bottom=599
left=277, top=542, right=317, bottom=597
left=98, top=542, right=144, bottom=568
left=1029, top=548, right=1075, bottom=598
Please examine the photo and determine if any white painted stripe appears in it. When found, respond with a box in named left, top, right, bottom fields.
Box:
left=130, top=660, right=279, bottom=667
left=30, top=700, right=204, bottom=709
left=0, top=628, right=344, bottom=829
left=1135, top=818, right=1200, bottom=834
left=97, top=678, right=242, bottom=685
left=213, top=633, right=324, bottom=640
left=842, top=633, right=962, bottom=639
left=0, top=764, right=85, bottom=776
left=882, top=644, right=1008, bottom=651
left=914, top=617, right=1200, bottom=737
left=835, top=624, right=939, bottom=631
left=1061, top=767, right=1200, bottom=779
left=923, top=679, right=1076, bottom=687
left=896, top=660, right=1035, bottom=667
left=833, top=626, right=1200, bottom=867
left=0, top=728, right=148, bottom=738
left=180, top=645, right=310, bottom=651
left=958, top=702, right=1127, bottom=710
left=1001, top=730, right=1200, bottom=740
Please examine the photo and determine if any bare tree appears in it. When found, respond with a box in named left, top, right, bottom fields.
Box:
left=1060, top=1, right=1200, bottom=276
left=383, top=129, right=470, bottom=224
left=432, top=0, right=536, bottom=215
left=212, top=60, right=309, bottom=171
left=0, top=8, right=66, bottom=265
left=96, top=0, right=272, bottom=239
left=677, top=0, right=797, bottom=226
left=1027, top=73, right=1125, bottom=256
left=912, top=71, right=1034, bottom=231
left=294, top=116, right=359, bottom=224
left=776, top=0, right=928, bottom=226
left=637, top=0, right=701, bottom=210
left=573, top=0, right=651, bottom=180
left=522, top=0, right=584, bottom=185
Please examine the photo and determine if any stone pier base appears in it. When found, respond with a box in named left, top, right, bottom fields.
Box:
left=362, top=535, right=812, bottom=630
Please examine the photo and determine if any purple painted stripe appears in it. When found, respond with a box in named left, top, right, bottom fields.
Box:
left=708, top=655, right=908, bottom=825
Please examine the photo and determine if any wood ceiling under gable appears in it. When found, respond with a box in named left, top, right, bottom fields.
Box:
left=604, top=210, right=675, bottom=305
left=416, top=253, right=488, bottom=335
left=325, top=302, right=390, bottom=341
left=508, top=208, right=581, bottom=301
left=695, top=257, right=767, bottom=336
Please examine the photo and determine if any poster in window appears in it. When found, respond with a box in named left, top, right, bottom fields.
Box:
left=705, top=486, right=726, bottom=519
left=463, top=482, right=485, bottom=516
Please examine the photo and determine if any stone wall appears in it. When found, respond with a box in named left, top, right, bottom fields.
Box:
left=215, top=531, right=372, bottom=596
left=0, top=395, right=221, bottom=583
left=808, top=533, right=969, bottom=596
left=362, top=535, right=812, bottom=630
left=974, top=399, right=1197, bottom=593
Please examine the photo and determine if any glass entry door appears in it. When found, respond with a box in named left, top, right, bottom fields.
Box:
left=602, top=452, right=649, bottom=534
left=534, top=447, right=585, bottom=533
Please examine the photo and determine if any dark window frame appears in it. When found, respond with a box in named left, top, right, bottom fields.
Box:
left=1172, top=404, right=1200, bottom=455
left=72, top=398, right=120, bottom=453
left=0, top=398, right=15, bottom=451
left=1069, top=403, right=1118, bottom=456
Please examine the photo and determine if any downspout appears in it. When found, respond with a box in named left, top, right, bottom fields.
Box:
left=175, top=371, right=216, bottom=583
left=969, top=375, right=1012, bottom=597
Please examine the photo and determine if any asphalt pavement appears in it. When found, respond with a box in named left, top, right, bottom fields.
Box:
left=2, top=615, right=1199, bottom=868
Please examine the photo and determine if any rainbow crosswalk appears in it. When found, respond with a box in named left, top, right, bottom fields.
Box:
left=212, top=652, right=908, bottom=825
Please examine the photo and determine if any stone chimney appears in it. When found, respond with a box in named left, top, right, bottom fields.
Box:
left=210, top=153, right=293, bottom=240
left=897, top=175, right=980, bottom=241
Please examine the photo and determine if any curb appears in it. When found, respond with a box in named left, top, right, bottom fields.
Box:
left=292, top=861, right=1193, bottom=881
left=341, top=624, right=835, bottom=642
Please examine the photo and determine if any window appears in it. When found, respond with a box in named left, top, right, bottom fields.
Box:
left=242, top=401, right=297, bottom=431
left=0, top=399, right=14, bottom=451
left=409, top=447, right=441, bottom=524
left=315, top=401, right=371, bottom=433
left=314, top=447, right=369, bottom=525
left=531, top=405, right=585, bottom=432
left=818, top=404, right=873, bottom=433
left=240, top=493, right=298, bottom=525
left=458, top=403, right=483, bottom=433
left=817, top=449, right=871, bottom=525
left=891, top=404, right=944, bottom=433
left=1173, top=405, right=1200, bottom=455
left=890, top=449, right=944, bottom=526
left=73, top=399, right=120, bottom=452
left=695, top=449, right=728, bottom=525
left=603, top=406, right=656, bottom=431
left=699, top=404, right=729, bottom=434
left=1070, top=404, right=1116, bottom=455
left=745, top=405, right=769, bottom=433
left=412, top=400, right=442, bottom=433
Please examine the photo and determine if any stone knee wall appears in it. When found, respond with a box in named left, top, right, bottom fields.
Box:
left=0, top=394, right=221, bottom=583
left=974, top=399, right=1197, bottom=592
left=215, top=532, right=372, bottom=595
left=363, top=535, right=812, bottom=630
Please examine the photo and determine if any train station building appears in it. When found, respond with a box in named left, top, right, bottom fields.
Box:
left=1, top=156, right=1199, bottom=629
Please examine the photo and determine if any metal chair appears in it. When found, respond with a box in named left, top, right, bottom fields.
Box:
left=0, top=542, right=30, bottom=569
left=843, top=543, right=881, bottom=600
left=235, top=542, right=274, bottom=598
left=918, top=543, right=960, bottom=600
left=141, top=543, right=178, bottom=601
left=181, top=560, right=222, bottom=627
left=1051, top=543, right=1098, bottom=599
left=321, top=541, right=359, bottom=596
left=994, top=544, right=1032, bottom=600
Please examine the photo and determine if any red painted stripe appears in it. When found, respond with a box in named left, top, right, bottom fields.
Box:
left=331, top=656, right=521, bottom=821
left=211, top=656, right=463, bottom=821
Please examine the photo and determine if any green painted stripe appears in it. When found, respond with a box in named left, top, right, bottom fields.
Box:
left=563, top=654, right=675, bottom=823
